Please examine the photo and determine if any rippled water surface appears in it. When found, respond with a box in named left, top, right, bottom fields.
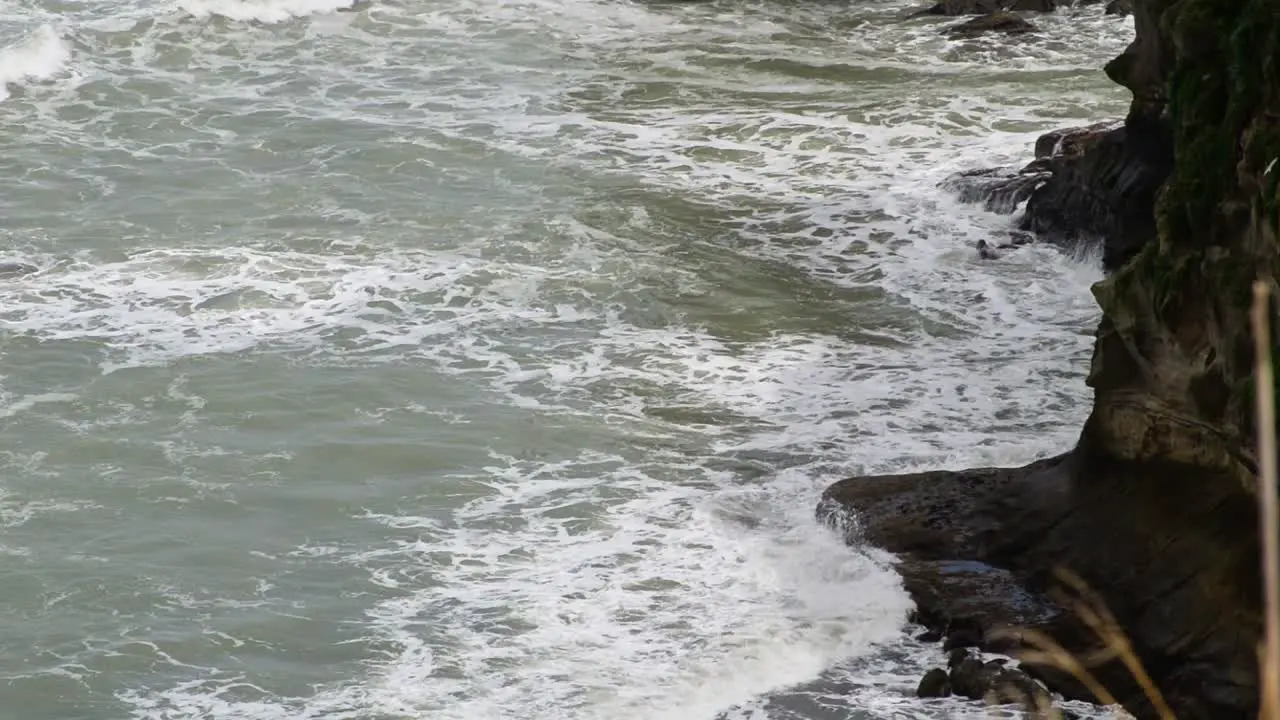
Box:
left=0, top=2, right=1132, bottom=719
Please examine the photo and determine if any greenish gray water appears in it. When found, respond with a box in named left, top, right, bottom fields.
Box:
left=0, top=2, right=1130, bottom=719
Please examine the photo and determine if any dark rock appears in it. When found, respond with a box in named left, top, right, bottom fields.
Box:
left=818, top=452, right=1263, bottom=719
left=976, top=238, right=1033, bottom=260
left=916, top=668, right=952, bottom=698
left=911, top=0, right=1058, bottom=14
left=1033, top=120, right=1120, bottom=159
left=942, top=617, right=984, bottom=650
left=911, top=0, right=1005, bottom=16
left=941, top=121, right=1119, bottom=229
left=986, top=667, right=1055, bottom=710
left=1005, top=0, right=1055, bottom=9
left=1104, top=0, right=1132, bottom=14
left=947, top=647, right=969, bottom=668
left=824, top=3, right=1280, bottom=717
left=0, top=262, right=38, bottom=278
left=915, top=628, right=944, bottom=642
left=949, top=652, right=1001, bottom=700
left=944, top=11, right=1038, bottom=36
left=941, top=117, right=1166, bottom=272
left=941, top=164, right=1052, bottom=214
left=1019, top=121, right=1171, bottom=270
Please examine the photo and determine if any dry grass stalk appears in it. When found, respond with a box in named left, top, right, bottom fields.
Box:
left=1250, top=280, right=1280, bottom=720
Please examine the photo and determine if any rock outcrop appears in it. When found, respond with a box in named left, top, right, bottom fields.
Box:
left=823, top=1, right=1280, bottom=718
left=943, top=11, right=1038, bottom=37
left=940, top=115, right=1172, bottom=272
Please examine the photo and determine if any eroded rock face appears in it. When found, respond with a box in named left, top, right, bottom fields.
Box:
left=939, top=116, right=1170, bottom=272
left=1019, top=120, right=1172, bottom=270
left=939, top=117, right=1168, bottom=271
left=823, top=1, right=1280, bottom=718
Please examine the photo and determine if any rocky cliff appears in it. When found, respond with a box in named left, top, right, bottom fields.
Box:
left=822, top=1, right=1280, bottom=717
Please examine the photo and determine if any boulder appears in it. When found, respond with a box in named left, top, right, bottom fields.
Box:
left=986, top=667, right=1055, bottom=710
left=911, top=0, right=1057, bottom=14
left=944, top=11, right=1038, bottom=36
left=950, top=653, right=1000, bottom=699
left=916, top=668, right=952, bottom=698
left=911, top=0, right=1006, bottom=16
left=1005, top=0, right=1055, bottom=9
left=1104, top=0, right=1133, bottom=14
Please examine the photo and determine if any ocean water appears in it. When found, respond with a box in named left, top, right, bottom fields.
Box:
left=0, top=2, right=1132, bottom=719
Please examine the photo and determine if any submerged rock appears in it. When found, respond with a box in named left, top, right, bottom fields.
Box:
left=0, top=262, right=38, bottom=278
left=916, top=668, right=952, bottom=698
left=949, top=653, right=999, bottom=700
left=944, top=11, right=1038, bottom=36
left=911, top=0, right=1056, bottom=15
left=1005, top=0, right=1055, bottom=10
left=910, top=0, right=1006, bottom=16
left=914, top=648, right=1054, bottom=709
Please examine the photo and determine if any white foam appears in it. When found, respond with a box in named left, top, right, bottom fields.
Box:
left=0, top=391, right=78, bottom=420
left=0, top=25, right=71, bottom=101
left=177, top=0, right=362, bottom=23
left=0, top=0, right=1138, bottom=717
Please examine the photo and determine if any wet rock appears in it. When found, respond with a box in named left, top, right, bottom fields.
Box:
left=916, top=668, right=952, bottom=698
left=950, top=651, right=1001, bottom=700
left=945, top=648, right=1054, bottom=708
left=1104, top=0, right=1132, bottom=14
left=1033, top=120, right=1120, bottom=159
left=942, top=617, right=984, bottom=650
left=1005, top=0, right=1055, bottom=9
left=941, top=118, right=1166, bottom=272
left=911, top=0, right=1058, bottom=15
left=915, top=628, right=944, bottom=642
left=944, top=11, right=1038, bottom=37
left=1019, top=121, right=1171, bottom=269
left=0, top=262, right=38, bottom=278
left=975, top=236, right=1034, bottom=260
left=911, top=0, right=1005, bottom=16
left=823, top=2, right=1279, bottom=718
left=940, top=163, right=1053, bottom=214
left=818, top=451, right=1265, bottom=718
left=986, top=667, right=1055, bottom=711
